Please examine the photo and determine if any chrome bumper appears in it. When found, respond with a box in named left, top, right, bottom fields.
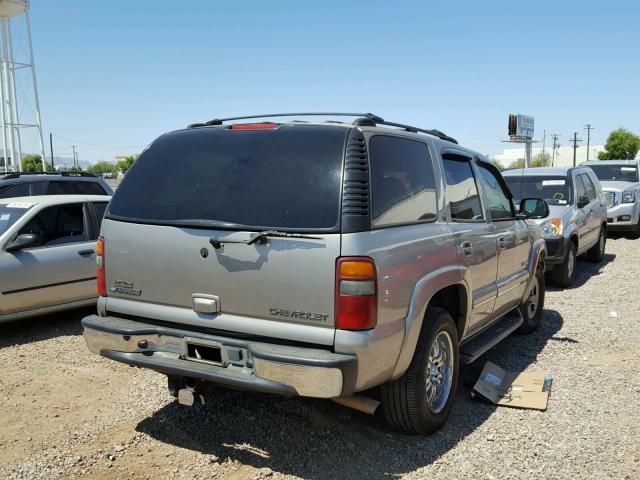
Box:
left=607, top=202, right=640, bottom=227
left=82, top=315, right=357, bottom=398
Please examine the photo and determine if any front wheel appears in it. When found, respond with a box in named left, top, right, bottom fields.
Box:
left=381, top=307, right=459, bottom=435
left=517, top=267, right=545, bottom=334
left=551, top=242, right=576, bottom=288
left=587, top=227, right=606, bottom=262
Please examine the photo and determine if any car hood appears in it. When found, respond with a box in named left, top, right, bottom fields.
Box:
left=529, top=204, right=572, bottom=226
left=600, top=180, right=640, bottom=192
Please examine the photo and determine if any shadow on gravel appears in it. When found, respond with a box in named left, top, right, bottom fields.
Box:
left=0, top=307, right=92, bottom=349
left=136, top=309, right=564, bottom=480
left=547, top=252, right=616, bottom=291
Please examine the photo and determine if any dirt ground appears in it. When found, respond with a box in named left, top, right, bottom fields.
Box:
left=1, top=237, right=639, bottom=479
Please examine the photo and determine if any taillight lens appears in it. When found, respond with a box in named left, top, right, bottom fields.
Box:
left=230, top=123, right=277, bottom=130
left=335, top=257, right=377, bottom=330
left=96, top=236, right=106, bottom=296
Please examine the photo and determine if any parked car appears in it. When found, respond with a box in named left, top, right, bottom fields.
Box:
left=81, top=113, right=548, bottom=435
left=582, top=160, right=640, bottom=237
left=0, top=194, right=110, bottom=323
left=503, top=167, right=607, bottom=287
left=0, top=172, right=113, bottom=199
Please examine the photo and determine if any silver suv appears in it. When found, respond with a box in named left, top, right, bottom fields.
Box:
left=583, top=160, right=640, bottom=237
left=82, top=113, right=547, bottom=434
left=503, top=167, right=608, bottom=288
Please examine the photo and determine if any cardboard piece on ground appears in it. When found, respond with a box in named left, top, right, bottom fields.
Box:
left=472, top=361, right=552, bottom=411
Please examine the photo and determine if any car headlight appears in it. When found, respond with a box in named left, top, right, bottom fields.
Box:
left=540, top=218, right=562, bottom=237
left=622, top=190, right=635, bottom=204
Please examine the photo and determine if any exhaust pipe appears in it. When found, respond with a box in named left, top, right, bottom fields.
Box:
left=333, top=395, right=380, bottom=415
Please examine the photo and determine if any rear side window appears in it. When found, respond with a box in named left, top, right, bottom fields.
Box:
left=369, top=136, right=437, bottom=227
left=581, top=174, right=597, bottom=202
left=442, top=157, right=483, bottom=221
left=91, top=202, right=108, bottom=239
left=108, top=126, right=347, bottom=231
left=47, top=181, right=107, bottom=195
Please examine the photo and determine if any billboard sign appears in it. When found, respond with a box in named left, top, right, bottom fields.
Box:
left=508, top=114, right=535, bottom=139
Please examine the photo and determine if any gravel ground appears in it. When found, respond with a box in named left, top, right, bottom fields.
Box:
left=1, top=236, right=639, bottom=480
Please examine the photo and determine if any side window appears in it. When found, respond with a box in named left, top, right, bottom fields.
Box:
left=77, top=181, right=108, bottom=195
left=91, top=202, right=108, bottom=239
left=477, top=164, right=514, bottom=220
left=442, top=156, right=484, bottom=221
left=0, top=183, right=30, bottom=199
left=575, top=175, right=587, bottom=201
left=47, top=181, right=75, bottom=195
left=18, top=203, right=87, bottom=247
left=581, top=174, right=597, bottom=202
left=369, top=135, right=437, bottom=227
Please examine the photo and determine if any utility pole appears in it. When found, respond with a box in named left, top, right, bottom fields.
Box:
left=49, top=133, right=54, bottom=170
left=584, top=124, right=593, bottom=161
left=570, top=132, right=582, bottom=167
left=71, top=145, right=78, bottom=170
left=550, top=133, right=560, bottom=167
left=542, top=129, right=546, bottom=157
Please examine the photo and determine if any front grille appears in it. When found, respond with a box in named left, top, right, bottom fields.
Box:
left=604, top=191, right=616, bottom=208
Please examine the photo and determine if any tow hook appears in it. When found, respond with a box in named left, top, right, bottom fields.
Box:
left=177, top=387, right=206, bottom=407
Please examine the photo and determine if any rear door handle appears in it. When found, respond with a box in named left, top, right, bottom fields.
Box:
left=78, top=249, right=94, bottom=256
left=460, top=241, right=473, bottom=257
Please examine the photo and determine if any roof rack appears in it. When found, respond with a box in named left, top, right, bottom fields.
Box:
left=188, top=112, right=458, bottom=144
left=0, top=171, right=97, bottom=180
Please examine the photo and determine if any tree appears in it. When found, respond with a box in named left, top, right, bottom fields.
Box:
left=531, top=151, right=551, bottom=168
left=490, top=159, right=505, bottom=171
left=88, top=161, right=118, bottom=176
left=598, top=128, right=640, bottom=160
left=116, top=155, right=136, bottom=174
left=507, top=158, right=525, bottom=169
left=21, top=154, right=51, bottom=172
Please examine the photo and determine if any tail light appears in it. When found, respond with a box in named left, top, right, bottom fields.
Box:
left=335, top=257, right=377, bottom=330
left=96, top=236, right=106, bottom=296
left=230, top=123, right=277, bottom=130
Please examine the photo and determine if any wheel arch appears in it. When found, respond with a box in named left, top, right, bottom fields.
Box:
left=390, top=265, right=471, bottom=380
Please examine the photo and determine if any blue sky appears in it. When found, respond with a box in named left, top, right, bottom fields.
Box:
left=24, top=0, right=640, bottom=163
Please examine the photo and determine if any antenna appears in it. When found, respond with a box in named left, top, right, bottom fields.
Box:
left=0, top=0, right=45, bottom=172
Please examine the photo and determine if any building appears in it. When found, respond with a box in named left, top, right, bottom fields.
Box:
left=494, top=145, right=609, bottom=168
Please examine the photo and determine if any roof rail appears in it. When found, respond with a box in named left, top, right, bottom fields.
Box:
left=0, top=171, right=96, bottom=179
left=188, top=112, right=457, bottom=144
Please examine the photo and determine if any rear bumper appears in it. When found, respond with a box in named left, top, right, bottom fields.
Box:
left=82, top=315, right=357, bottom=398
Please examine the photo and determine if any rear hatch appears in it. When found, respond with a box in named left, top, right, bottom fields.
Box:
left=102, top=124, right=347, bottom=332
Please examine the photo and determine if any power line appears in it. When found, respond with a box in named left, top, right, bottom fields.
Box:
left=570, top=132, right=582, bottom=167
left=51, top=133, right=147, bottom=150
left=584, top=124, right=594, bottom=160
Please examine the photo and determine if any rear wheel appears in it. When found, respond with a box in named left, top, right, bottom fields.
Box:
left=517, top=267, right=545, bottom=333
left=551, top=242, right=576, bottom=288
left=381, top=307, right=459, bottom=435
left=587, top=227, right=606, bottom=262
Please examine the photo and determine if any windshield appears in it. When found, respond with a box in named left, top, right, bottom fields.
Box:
left=107, top=125, right=347, bottom=232
left=588, top=164, right=638, bottom=182
left=504, top=176, right=572, bottom=205
left=0, top=203, right=33, bottom=237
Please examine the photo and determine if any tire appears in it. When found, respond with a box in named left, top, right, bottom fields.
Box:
left=587, top=227, right=606, bottom=262
left=381, top=307, right=459, bottom=435
left=517, top=267, right=545, bottom=334
left=551, top=241, right=576, bottom=288
left=627, top=221, right=640, bottom=239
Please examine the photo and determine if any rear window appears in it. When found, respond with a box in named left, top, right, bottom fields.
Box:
left=107, top=125, right=347, bottom=231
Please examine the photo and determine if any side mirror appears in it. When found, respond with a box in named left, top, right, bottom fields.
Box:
left=577, top=196, right=589, bottom=208
left=6, top=233, right=41, bottom=252
left=518, top=198, right=550, bottom=219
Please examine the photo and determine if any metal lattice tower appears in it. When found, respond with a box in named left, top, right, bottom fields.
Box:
left=0, top=0, right=45, bottom=172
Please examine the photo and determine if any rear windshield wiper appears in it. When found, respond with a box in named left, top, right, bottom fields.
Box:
left=210, top=230, right=322, bottom=249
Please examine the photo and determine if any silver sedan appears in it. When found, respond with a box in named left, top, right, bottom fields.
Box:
left=0, top=194, right=110, bottom=323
